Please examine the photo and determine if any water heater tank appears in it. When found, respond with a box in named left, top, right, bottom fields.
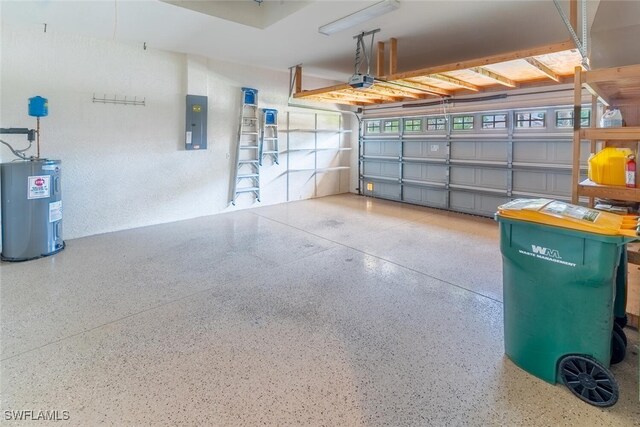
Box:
left=1, top=159, right=64, bottom=261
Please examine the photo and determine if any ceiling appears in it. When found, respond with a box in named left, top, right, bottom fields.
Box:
left=2, top=1, right=596, bottom=83
left=590, top=0, right=640, bottom=69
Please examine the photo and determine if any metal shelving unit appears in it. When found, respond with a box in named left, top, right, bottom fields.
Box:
left=285, top=112, right=352, bottom=201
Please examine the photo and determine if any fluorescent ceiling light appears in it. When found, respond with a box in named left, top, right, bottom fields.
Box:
left=318, top=0, right=400, bottom=36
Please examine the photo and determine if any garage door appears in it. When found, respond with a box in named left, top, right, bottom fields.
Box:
left=360, top=106, right=591, bottom=217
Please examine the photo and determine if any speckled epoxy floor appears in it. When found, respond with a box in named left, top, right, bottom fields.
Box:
left=1, top=194, right=639, bottom=426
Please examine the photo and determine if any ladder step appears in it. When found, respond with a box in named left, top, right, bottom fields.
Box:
left=238, top=160, right=259, bottom=164
left=241, top=132, right=259, bottom=135
left=243, top=104, right=258, bottom=107
left=263, top=137, right=278, bottom=140
left=240, top=146, right=259, bottom=149
left=236, top=187, right=260, bottom=193
left=263, top=151, right=279, bottom=154
left=238, top=174, right=259, bottom=179
left=244, top=117, right=258, bottom=120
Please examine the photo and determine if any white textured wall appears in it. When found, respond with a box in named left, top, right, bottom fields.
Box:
left=0, top=25, right=353, bottom=239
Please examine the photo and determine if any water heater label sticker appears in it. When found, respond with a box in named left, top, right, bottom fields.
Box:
left=27, top=175, right=51, bottom=199
left=42, top=165, right=60, bottom=172
left=49, top=200, right=63, bottom=223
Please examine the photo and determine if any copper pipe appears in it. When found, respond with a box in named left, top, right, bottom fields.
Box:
left=36, top=117, right=40, bottom=158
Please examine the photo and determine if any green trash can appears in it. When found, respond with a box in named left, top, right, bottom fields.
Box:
left=614, top=247, right=628, bottom=325
left=497, top=215, right=632, bottom=407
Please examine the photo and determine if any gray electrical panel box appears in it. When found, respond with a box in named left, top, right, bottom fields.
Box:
left=185, top=94, right=207, bottom=150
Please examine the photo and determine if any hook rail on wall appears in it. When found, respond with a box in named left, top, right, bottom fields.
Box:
left=92, top=94, right=146, bottom=106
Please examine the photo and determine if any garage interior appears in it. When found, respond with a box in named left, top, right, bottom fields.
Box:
left=1, top=0, right=640, bottom=424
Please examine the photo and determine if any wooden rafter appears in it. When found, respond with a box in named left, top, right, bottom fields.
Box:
left=365, top=84, right=423, bottom=99
left=292, top=39, right=580, bottom=106
left=389, top=38, right=398, bottom=75
left=524, top=57, right=560, bottom=82
left=425, top=74, right=480, bottom=91
left=311, top=98, right=364, bottom=106
left=295, top=83, right=356, bottom=98
left=376, top=41, right=385, bottom=77
left=341, top=89, right=400, bottom=102
left=295, top=65, right=302, bottom=93
left=372, top=81, right=430, bottom=97
left=308, top=94, right=372, bottom=105
left=328, top=94, right=382, bottom=104
left=468, top=67, right=517, bottom=87
left=395, top=79, right=452, bottom=96
left=386, top=39, right=573, bottom=81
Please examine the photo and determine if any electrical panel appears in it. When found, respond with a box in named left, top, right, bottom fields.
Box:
left=185, top=95, right=207, bottom=150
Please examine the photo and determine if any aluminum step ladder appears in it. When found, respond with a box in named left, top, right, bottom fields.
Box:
left=231, top=87, right=260, bottom=205
left=259, top=108, right=279, bottom=165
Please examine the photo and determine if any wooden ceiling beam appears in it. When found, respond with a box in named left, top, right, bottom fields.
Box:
left=389, top=38, right=398, bottom=75
left=292, top=83, right=353, bottom=99
left=294, top=65, right=302, bottom=94
left=364, top=84, right=423, bottom=99
left=524, top=57, right=560, bottom=82
left=305, top=94, right=371, bottom=105
left=570, top=0, right=577, bottom=33
left=386, top=39, right=574, bottom=81
left=343, top=93, right=400, bottom=103
left=337, top=89, right=393, bottom=102
left=583, top=64, right=640, bottom=83
left=329, top=94, right=379, bottom=104
left=394, top=79, right=452, bottom=96
left=372, top=82, right=431, bottom=98
left=376, top=41, right=385, bottom=78
left=468, top=67, right=517, bottom=87
left=425, top=74, right=480, bottom=91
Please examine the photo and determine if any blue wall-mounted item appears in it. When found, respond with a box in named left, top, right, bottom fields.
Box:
left=28, top=96, right=48, bottom=117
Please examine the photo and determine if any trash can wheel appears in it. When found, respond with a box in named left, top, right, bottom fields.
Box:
left=614, top=315, right=628, bottom=329
left=611, top=328, right=626, bottom=365
left=558, top=354, right=619, bottom=407
left=613, top=322, right=627, bottom=347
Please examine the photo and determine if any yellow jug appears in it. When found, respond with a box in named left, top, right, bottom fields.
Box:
left=588, top=147, right=633, bottom=186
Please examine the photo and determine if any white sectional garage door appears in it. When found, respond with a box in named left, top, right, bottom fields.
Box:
left=360, top=106, right=591, bottom=217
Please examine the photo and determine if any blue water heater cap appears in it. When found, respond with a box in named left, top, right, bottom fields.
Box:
left=29, top=96, right=48, bottom=117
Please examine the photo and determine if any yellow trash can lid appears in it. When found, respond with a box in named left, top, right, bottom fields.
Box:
left=497, top=198, right=638, bottom=237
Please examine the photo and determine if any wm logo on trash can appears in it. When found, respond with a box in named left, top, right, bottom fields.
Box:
left=531, top=245, right=561, bottom=259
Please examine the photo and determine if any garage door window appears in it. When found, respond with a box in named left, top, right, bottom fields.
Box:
left=452, top=116, right=474, bottom=130
left=404, top=118, right=423, bottom=132
left=555, top=109, right=591, bottom=128
left=365, top=120, right=381, bottom=134
left=482, top=114, right=507, bottom=129
left=383, top=119, right=400, bottom=133
left=516, top=111, right=545, bottom=128
left=426, top=117, right=447, bottom=131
